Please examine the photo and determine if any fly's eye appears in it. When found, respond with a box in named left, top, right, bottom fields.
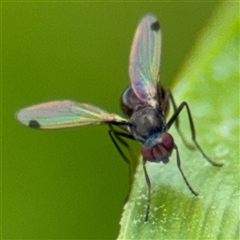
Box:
left=162, top=132, right=174, bottom=151
left=141, top=145, right=154, bottom=161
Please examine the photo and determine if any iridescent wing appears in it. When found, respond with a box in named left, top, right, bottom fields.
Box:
left=16, top=100, right=128, bottom=129
left=129, top=14, right=162, bottom=107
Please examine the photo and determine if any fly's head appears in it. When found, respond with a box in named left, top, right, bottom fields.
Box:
left=141, top=132, right=175, bottom=163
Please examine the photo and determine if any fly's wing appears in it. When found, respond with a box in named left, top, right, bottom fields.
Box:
left=16, top=100, right=127, bottom=129
left=129, top=14, right=161, bottom=107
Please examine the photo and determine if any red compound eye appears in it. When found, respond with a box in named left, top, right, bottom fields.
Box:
left=141, top=145, right=155, bottom=161
left=162, top=132, right=174, bottom=151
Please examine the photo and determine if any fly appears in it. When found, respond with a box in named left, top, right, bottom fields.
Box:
left=16, top=13, right=223, bottom=221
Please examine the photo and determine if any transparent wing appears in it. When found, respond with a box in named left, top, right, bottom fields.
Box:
left=129, top=13, right=162, bottom=106
left=16, top=100, right=127, bottom=129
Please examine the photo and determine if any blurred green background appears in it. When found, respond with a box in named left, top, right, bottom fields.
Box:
left=2, top=2, right=219, bottom=239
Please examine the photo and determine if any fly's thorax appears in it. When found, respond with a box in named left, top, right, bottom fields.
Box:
left=129, top=107, right=165, bottom=142
left=141, top=132, right=175, bottom=163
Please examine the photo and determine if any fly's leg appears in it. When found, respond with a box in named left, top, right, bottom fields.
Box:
left=167, top=91, right=195, bottom=150
left=108, top=125, right=152, bottom=221
left=108, top=125, right=137, bottom=203
left=142, top=158, right=151, bottom=222
left=174, top=145, right=199, bottom=196
left=167, top=101, right=223, bottom=167
left=108, top=125, right=135, bottom=164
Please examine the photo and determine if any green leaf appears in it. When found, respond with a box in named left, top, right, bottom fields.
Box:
left=118, top=2, right=239, bottom=239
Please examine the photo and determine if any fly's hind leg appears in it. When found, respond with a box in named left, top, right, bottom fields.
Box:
left=167, top=90, right=196, bottom=150
left=167, top=101, right=223, bottom=167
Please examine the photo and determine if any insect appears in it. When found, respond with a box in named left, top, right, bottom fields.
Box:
left=16, top=13, right=223, bottom=221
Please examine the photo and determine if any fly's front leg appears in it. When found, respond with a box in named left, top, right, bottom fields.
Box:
left=174, top=145, right=198, bottom=196
left=109, top=125, right=152, bottom=222
left=108, top=125, right=137, bottom=202
left=142, top=158, right=151, bottom=222
left=167, top=101, right=223, bottom=167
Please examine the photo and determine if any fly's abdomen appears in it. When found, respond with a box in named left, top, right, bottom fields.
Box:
left=120, top=86, right=148, bottom=117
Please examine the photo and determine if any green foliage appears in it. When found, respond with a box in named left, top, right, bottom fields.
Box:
left=118, top=2, right=239, bottom=239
